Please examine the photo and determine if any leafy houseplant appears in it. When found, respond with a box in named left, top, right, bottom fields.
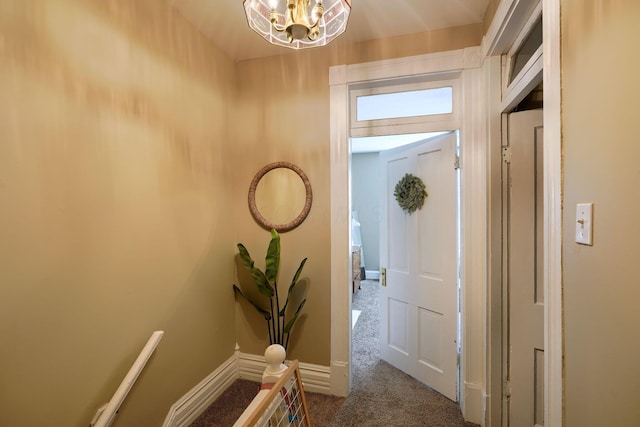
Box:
left=233, top=229, right=308, bottom=350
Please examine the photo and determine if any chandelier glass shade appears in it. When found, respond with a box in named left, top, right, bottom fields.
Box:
left=243, top=0, right=352, bottom=50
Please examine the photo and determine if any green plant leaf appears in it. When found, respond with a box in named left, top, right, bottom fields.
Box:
left=279, top=257, right=307, bottom=316
left=238, top=243, right=274, bottom=297
left=234, top=229, right=308, bottom=350
left=233, top=284, right=271, bottom=320
left=237, top=243, right=254, bottom=270
left=284, top=299, right=307, bottom=333
left=265, top=229, right=280, bottom=284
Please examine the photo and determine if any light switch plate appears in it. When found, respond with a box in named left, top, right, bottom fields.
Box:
left=575, top=203, right=593, bottom=245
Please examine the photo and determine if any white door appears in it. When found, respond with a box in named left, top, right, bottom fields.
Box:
left=505, top=109, right=544, bottom=426
left=379, top=132, right=458, bottom=401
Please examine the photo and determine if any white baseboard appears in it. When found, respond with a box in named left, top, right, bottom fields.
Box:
left=483, top=391, right=491, bottom=427
left=330, top=360, right=349, bottom=397
left=238, top=352, right=331, bottom=395
left=163, top=348, right=332, bottom=426
left=162, top=353, right=238, bottom=427
left=364, top=270, right=380, bottom=280
left=463, top=381, right=483, bottom=425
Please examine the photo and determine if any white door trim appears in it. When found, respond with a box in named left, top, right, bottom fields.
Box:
left=329, top=47, right=485, bottom=424
left=482, top=1, right=563, bottom=426
left=542, top=1, right=563, bottom=425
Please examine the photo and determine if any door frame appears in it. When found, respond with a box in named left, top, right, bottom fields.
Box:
left=483, top=0, right=563, bottom=426
left=329, top=47, right=485, bottom=423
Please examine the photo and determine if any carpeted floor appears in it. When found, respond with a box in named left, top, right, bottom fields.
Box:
left=191, top=280, right=477, bottom=426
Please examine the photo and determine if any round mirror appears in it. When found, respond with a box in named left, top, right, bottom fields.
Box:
left=248, top=162, right=312, bottom=232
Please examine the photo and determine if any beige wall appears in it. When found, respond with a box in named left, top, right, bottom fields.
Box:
left=0, top=1, right=484, bottom=424
left=232, top=25, right=482, bottom=363
left=482, top=0, right=502, bottom=34
left=562, top=1, right=640, bottom=425
left=0, top=1, right=237, bottom=426
left=232, top=49, right=336, bottom=364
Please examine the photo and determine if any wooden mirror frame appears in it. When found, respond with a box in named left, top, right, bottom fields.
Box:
left=248, top=162, right=313, bottom=232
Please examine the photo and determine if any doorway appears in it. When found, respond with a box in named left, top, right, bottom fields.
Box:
left=503, top=109, right=544, bottom=426
left=329, top=48, right=486, bottom=423
left=350, top=131, right=461, bottom=401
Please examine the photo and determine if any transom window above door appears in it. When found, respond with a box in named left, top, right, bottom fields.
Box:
left=356, top=87, right=453, bottom=121
left=349, top=78, right=459, bottom=137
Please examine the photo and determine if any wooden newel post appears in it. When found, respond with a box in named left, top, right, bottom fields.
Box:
left=262, top=344, right=287, bottom=384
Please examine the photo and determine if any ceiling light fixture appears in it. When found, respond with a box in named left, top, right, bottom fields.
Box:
left=243, top=0, right=352, bottom=50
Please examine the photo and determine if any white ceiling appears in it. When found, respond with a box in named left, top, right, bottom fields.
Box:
left=170, top=0, right=490, bottom=62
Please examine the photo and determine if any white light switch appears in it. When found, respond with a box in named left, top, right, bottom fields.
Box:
left=575, top=203, right=593, bottom=245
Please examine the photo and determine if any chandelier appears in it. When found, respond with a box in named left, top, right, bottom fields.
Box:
left=243, top=0, right=352, bottom=50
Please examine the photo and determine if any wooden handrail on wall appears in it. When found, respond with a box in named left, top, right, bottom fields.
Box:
left=90, top=330, right=165, bottom=427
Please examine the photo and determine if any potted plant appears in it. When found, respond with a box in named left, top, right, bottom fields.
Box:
left=233, top=229, right=308, bottom=350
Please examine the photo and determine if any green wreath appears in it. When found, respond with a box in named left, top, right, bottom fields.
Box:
left=394, top=173, right=427, bottom=214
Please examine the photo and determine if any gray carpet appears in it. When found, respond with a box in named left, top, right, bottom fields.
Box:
left=191, top=280, right=477, bottom=426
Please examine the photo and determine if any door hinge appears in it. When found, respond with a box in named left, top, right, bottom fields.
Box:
left=502, top=146, right=512, bottom=164
left=454, top=154, right=461, bottom=170
left=503, top=380, right=511, bottom=398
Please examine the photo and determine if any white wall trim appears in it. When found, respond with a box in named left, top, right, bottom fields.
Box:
left=163, top=348, right=333, bottom=427
left=481, top=1, right=564, bottom=426
left=460, top=65, right=486, bottom=425
left=542, top=0, right=564, bottom=425
left=482, top=54, right=505, bottom=427
left=364, top=270, right=380, bottom=280
left=344, top=49, right=472, bottom=84
left=238, top=352, right=332, bottom=395
left=501, top=52, right=542, bottom=112
left=464, top=381, right=484, bottom=425
left=330, top=47, right=485, bottom=423
left=236, top=352, right=266, bottom=381
left=500, top=1, right=543, bottom=112
left=329, top=63, right=352, bottom=398
left=482, top=0, right=542, bottom=58
left=162, top=352, right=239, bottom=427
